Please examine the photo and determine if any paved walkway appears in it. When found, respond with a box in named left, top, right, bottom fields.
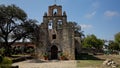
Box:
left=12, top=59, right=77, bottom=68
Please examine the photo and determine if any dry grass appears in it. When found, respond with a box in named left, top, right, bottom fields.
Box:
left=77, top=60, right=103, bottom=68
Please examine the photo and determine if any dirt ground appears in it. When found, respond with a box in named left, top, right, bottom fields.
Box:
left=12, top=55, right=120, bottom=68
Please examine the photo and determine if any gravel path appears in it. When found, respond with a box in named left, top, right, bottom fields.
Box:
left=12, top=59, right=77, bottom=68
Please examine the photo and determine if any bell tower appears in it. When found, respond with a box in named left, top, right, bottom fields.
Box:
left=43, top=4, right=67, bottom=30
left=48, top=4, right=62, bottom=16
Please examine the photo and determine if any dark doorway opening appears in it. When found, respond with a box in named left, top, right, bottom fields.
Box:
left=51, top=45, right=58, bottom=59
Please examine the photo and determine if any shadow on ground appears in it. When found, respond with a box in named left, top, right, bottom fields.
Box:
left=75, top=53, right=101, bottom=60
left=12, top=56, right=34, bottom=63
left=12, top=53, right=102, bottom=63
left=12, top=55, right=61, bottom=63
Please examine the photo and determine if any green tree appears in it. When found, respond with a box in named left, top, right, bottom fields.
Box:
left=82, top=34, right=104, bottom=50
left=67, top=22, right=84, bottom=38
left=108, top=41, right=119, bottom=51
left=0, top=35, right=3, bottom=48
left=21, top=19, right=42, bottom=55
left=23, top=19, right=41, bottom=44
left=108, top=32, right=120, bottom=51
left=68, top=22, right=81, bottom=32
left=0, top=4, right=28, bottom=56
left=114, top=32, right=120, bottom=48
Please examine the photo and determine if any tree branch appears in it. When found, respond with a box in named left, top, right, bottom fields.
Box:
left=8, top=25, right=17, bottom=34
left=0, top=26, right=6, bottom=34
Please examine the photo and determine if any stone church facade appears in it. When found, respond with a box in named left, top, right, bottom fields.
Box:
left=36, top=4, right=81, bottom=60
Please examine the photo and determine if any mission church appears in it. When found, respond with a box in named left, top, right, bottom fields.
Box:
left=36, top=3, right=82, bottom=60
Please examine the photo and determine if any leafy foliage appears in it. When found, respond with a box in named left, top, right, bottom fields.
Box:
left=67, top=22, right=81, bottom=32
left=0, top=57, right=12, bottom=68
left=82, top=34, right=104, bottom=50
left=0, top=48, right=5, bottom=55
left=67, top=22, right=84, bottom=38
left=114, top=32, right=120, bottom=46
left=108, top=32, right=120, bottom=51
left=0, top=4, right=29, bottom=56
left=108, top=41, right=119, bottom=50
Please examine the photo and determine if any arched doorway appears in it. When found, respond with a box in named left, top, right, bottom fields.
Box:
left=51, top=45, right=58, bottom=59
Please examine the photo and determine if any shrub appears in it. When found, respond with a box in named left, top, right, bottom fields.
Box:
left=43, top=53, right=48, bottom=57
left=59, top=52, right=63, bottom=56
left=0, top=55, right=3, bottom=63
left=0, top=57, right=12, bottom=68
left=0, top=48, right=5, bottom=55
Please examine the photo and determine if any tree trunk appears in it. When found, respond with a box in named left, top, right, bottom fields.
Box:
left=4, top=38, right=12, bottom=57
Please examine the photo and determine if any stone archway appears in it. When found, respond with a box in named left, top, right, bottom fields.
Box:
left=51, top=45, right=58, bottom=59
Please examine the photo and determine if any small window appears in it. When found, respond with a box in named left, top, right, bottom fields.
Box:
left=48, top=20, right=53, bottom=29
left=52, top=34, right=56, bottom=39
left=58, top=20, right=62, bottom=29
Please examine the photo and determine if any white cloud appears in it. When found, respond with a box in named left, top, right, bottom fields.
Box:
left=85, top=11, right=96, bottom=19
left=84, top=1, right=100, bottom=19
left=104, top=11, right=119, bottom=17
left=80, top=24, right=93, bottom=29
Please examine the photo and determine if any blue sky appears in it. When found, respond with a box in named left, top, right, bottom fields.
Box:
left=0, top=0, right=120, bottom=40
